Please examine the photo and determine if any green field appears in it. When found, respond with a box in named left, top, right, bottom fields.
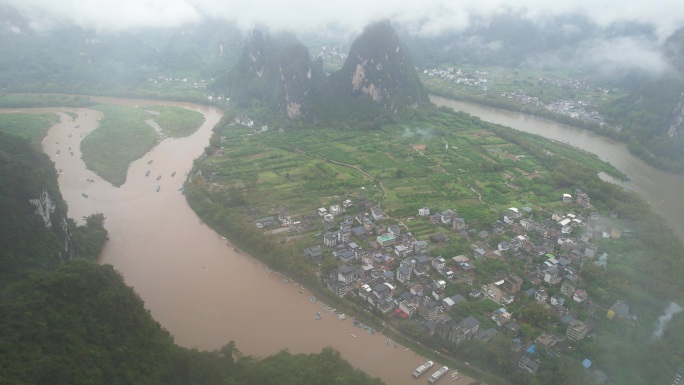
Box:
left=198, top=106, right=623, bottom=234
left=81, top=104, right=205, bottom=186
left=81, top=105, right=158, bottom=187
left=142, top=105, right=205, bottom=138
left=420, top=64, right=626, bottom=106
left=186, top=104, right=684, bottom=385
left=0, top=93, right=94, bottom=108
left=0, top=113, right=58, bottom=149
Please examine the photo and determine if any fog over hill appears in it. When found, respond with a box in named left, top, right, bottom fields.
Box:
left=2, top=0, right=682, bottom=81
left=1, top=0, right=684, bottom=167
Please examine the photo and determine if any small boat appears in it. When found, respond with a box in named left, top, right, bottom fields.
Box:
left=350, top=334, right=357, bottom=338
left=148, top=160, right=153, bottom=165
left=171, top=171, right=176, bottom=177
left=156, top=185, right=160, bottom=192
left=156, top=175, right=161, bottom=180
left=145, top=170, right=150, bottom=177
left=81, top=193, right=89, bottom=198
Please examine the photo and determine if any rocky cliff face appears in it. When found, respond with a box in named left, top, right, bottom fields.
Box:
left=328, top=20, right=429, bottom=111
left=667, top=92, right=684, bottom=138
left=224, top=30, right=319, bottom=118
left=665, top=29, right=684, bottom=139
left=0, top=133, right=75, bottom=283
left=215, top=21, right=429, bottom=120
left=28, top=188, right=74, bottom=258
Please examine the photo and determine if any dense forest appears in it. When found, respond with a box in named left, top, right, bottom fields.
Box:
left=0, top=131, right=384, bottom=385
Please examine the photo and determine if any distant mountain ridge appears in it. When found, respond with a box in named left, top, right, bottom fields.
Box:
left=218, top=21, right=428, bottom=120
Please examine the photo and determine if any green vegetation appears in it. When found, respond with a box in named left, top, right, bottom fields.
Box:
left=81, top=104, right=159, bottom=187
left=0, top=131, right=69, bottom=282
left=191, top=106, right=623, bottom=231
left=143, top=105, right=206, bottom=138
left=0, top=123, right=384, bottom=385
left=0, top=113, right=58, bottom=149
left=187, top=105, right=684, bottom=385
left=81, top=104, right=205, bottom=186
left=420, top=65, right=624, bottom=107
left=418, top=64, right=684, bottom=174
left=0, top=93, right=94, bottom=108
left=0, top=259, right=384, bottom=385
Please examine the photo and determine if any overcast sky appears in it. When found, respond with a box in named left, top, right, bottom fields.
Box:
left=2, top=0, right=683, bottom=42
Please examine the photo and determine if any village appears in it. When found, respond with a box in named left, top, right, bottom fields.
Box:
left=421, top=66, right=611, bottom=127
left=254, top=189, right=626, bottom=384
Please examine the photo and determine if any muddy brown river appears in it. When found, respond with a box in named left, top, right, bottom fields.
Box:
left=11, top=97, right=474, bottom=385
left=10, top=93, right=684, bottom=385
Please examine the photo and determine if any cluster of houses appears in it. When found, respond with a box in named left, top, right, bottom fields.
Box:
left=254, top=189, right=626, bottom=382
left=423, top=67, right=489, bottom=92
left=499, top=89, right=607, bottom=126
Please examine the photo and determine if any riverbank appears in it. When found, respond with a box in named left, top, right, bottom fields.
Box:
left=430, top=95, right=684, bottom=245
left=27, top=97, right=480, bottom=385
left=426, top=89, right=684, bottom=174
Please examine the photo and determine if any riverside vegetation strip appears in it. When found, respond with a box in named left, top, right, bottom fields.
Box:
left=187, top=105, right=684, bottom=385
left=80, top=104, right=205, bottom=186
left=0, top=113, right=58, bottom=150
left=0, top=129, right=385, bottom=385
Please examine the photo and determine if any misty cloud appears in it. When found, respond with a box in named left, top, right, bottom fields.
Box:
left=581, top=37, right=675, bottom=77
left=402, top=127, right=433, bottom=139
left=523, top=36, right=675, bottom=78
left=652, top=302, right=683, bottom=339
left=2, top=0, right=683, bottom=41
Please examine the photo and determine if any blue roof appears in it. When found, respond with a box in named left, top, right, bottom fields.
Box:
left=582, top=359, right=592, bottom=368
left=527, top=344, right=536, bottom=354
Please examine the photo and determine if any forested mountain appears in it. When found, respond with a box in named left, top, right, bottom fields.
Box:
left=213, top=29, right=323, bottom=118
left=215, top=20, right=427, bottom=120
left=0, top=131, right=383, bottom=385
left=0, top=132, right=72, bottom=283
left=327, top=20, right=429, bottom=111
left=600, top=29, right=684, bottom=171
left=0, top=5, right=242, bottom=94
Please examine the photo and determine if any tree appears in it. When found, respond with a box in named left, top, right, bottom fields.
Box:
left=520, top=301, right=554, bottom=327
